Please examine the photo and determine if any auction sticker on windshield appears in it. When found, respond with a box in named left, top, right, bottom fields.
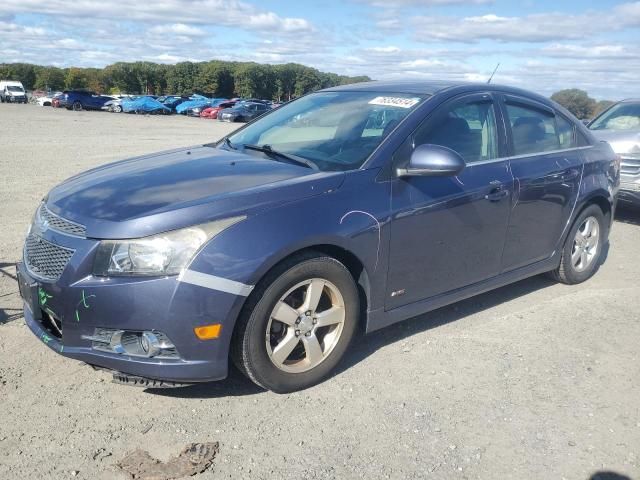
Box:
left=368, top=96, right=421, bottom=108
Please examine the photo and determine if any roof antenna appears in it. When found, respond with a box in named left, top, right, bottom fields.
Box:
left=487, top=63, right=500, bottom=84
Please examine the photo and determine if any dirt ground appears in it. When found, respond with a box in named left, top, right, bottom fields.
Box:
left=0, top=103, right=639, bottom=480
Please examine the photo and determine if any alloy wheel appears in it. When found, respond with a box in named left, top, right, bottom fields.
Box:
left=571, top=215, right=599, bottom=272
left=266, top=278, right=345, bottom=373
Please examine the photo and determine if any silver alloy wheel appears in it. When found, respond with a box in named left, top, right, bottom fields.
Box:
left=266, top=278, right=346, bottom=373
left=571, top=216, right=600, bottom=272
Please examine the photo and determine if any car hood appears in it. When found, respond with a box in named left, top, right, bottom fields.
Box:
left=46, top=146, right=344, bottom=239
left=590, top=128, right=640, bottom=156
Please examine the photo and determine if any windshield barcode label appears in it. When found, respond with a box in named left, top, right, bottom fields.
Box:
left=368, top=97, right=420, bottom=109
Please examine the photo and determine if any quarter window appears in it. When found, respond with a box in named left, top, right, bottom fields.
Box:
left=414, top=100, right=498, bottom=164
left=556, top=114, right=576, bottom=149
left=506, top=103, right=560, bottom=155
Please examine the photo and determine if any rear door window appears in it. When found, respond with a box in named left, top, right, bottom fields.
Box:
left=506, top=103, right=560, bottom=155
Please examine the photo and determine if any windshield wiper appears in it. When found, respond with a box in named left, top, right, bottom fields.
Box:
left=242, top=144, right=318, bottom=170
left=223, top=137, right=237, bottom=150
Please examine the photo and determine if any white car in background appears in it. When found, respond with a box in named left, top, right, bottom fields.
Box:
left=102, top=94, right=133, bottom=113
left=35, top=92, right=62, bottom=107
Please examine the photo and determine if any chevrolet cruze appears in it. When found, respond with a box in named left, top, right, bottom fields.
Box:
left=17, top=81, right=619, bottom=393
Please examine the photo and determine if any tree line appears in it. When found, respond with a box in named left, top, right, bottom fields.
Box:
left=0, top=61, right=370, bottom=100
left=551, top=89, right=615, bottom=120
left=0, top=62, right=616, bottom=119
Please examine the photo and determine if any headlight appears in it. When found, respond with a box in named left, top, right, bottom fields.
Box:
left=93, top=216, right=245, bottom=276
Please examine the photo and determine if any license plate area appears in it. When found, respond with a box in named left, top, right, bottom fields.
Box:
left=16, top=264, right=41, bottom=321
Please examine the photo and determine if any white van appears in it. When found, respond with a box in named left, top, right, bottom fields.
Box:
left=0, top=81, right=27, bottom=103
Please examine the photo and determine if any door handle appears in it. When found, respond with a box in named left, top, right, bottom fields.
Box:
left=560, top=168, right=580, bottom=181
left=485, top=184, right=509, bottom=202
left=544, top=168, right=579, bottom=183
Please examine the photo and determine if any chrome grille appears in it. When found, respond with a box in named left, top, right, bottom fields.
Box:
left=621, top=157, right=640, bottom=176
left=38, top=204, right=86, bottom=237
left=24, top=234, right=74, bottom=281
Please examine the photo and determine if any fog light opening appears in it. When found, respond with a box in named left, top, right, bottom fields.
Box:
left=83, top=328, right=179, bottom=359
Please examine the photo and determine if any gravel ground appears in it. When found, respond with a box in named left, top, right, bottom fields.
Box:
left=0, top=103, right=639, bottom=480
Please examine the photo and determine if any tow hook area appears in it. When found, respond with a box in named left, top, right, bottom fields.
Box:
left=111, top=372, right=194, bottom=388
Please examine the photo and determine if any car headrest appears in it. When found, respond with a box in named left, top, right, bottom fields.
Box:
left=512, top=117, right=545, bottom=141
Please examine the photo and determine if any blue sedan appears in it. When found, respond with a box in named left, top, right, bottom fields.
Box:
left=17, top=81, right=619, bottom=392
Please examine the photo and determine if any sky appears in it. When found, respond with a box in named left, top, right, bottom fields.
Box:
left=1, top=0, right=639, bottom=99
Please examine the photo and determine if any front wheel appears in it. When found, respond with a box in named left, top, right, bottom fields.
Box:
left=72, top=101, right=82, bottom=111
left=549, top=204, right=607, bottom=284
left=232, top=253, right=359, bottom=393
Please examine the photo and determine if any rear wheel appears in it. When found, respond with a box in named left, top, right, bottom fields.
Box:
left=113, top=105, right=122, bottom=113
left=549, top=204, right=607, bottom=284
left=232, top=253, right=359, bottom=393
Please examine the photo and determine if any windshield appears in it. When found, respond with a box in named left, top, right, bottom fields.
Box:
left=590, top=102, right=640, bottom=131
left=7, top=86, right=24, bottom=92
left=225, top=91, right=426, bottom=171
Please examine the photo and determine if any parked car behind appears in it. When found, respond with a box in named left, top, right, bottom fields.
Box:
left=158, top=95, right=188, bottom=112
left=217, top=101, right=269, bottom=122
left=0, top=80, right=27, bottom=103
left=52, top=93, right=64, bottom=108
left=200, top=101, right=236, bottom=119
left=17, top=81, right=619, bottom=393
left=60, top=91, right=112, bottom=111
left=588, top=98, right=640, bottom=207
left=121, top=96, right=171, bottom=115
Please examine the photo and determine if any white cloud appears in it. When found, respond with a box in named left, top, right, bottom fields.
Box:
left=365, top=46, right=402, bottom=54
left=0, top=0, right=314, bottom=34
left=410, top=2, right=640, bottom=43
left=148, top=23, right=207, bottom=36
left=541, top=43, right=639, bottom=60
left=0, top=20, right=47, bottom=36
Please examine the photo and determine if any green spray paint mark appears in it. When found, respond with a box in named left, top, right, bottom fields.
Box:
left=81, top=290, right=90, bottom=308
left=74, top=290, right=96, bottom=322
left=38, top=288, right=52, bottom=307
left=40, top=332, right=52, bottom=344
left=60, top=345, right=64, bottom=353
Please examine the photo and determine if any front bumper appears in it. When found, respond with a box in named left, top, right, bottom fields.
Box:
left=17, top=254, right=240, bottom=383
left=618, top=181, right=640, bottom=206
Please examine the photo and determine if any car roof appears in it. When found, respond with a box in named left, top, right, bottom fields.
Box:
left=323, top=80, right=554, bottom=105
left=323, top=80, right=463, bottom=95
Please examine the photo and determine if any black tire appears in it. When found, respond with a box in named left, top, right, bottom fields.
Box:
left=549, top=204, right=608, bottom=284
left=231, top=252, right=359, bottom=393
left=72, top=101, right=82, bottom=111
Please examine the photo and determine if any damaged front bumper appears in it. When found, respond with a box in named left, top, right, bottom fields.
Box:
left=17, top=260, right=236, bottom=384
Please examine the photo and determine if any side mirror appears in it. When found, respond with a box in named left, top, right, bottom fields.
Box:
left=397, top=144, right=466, bottom=178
